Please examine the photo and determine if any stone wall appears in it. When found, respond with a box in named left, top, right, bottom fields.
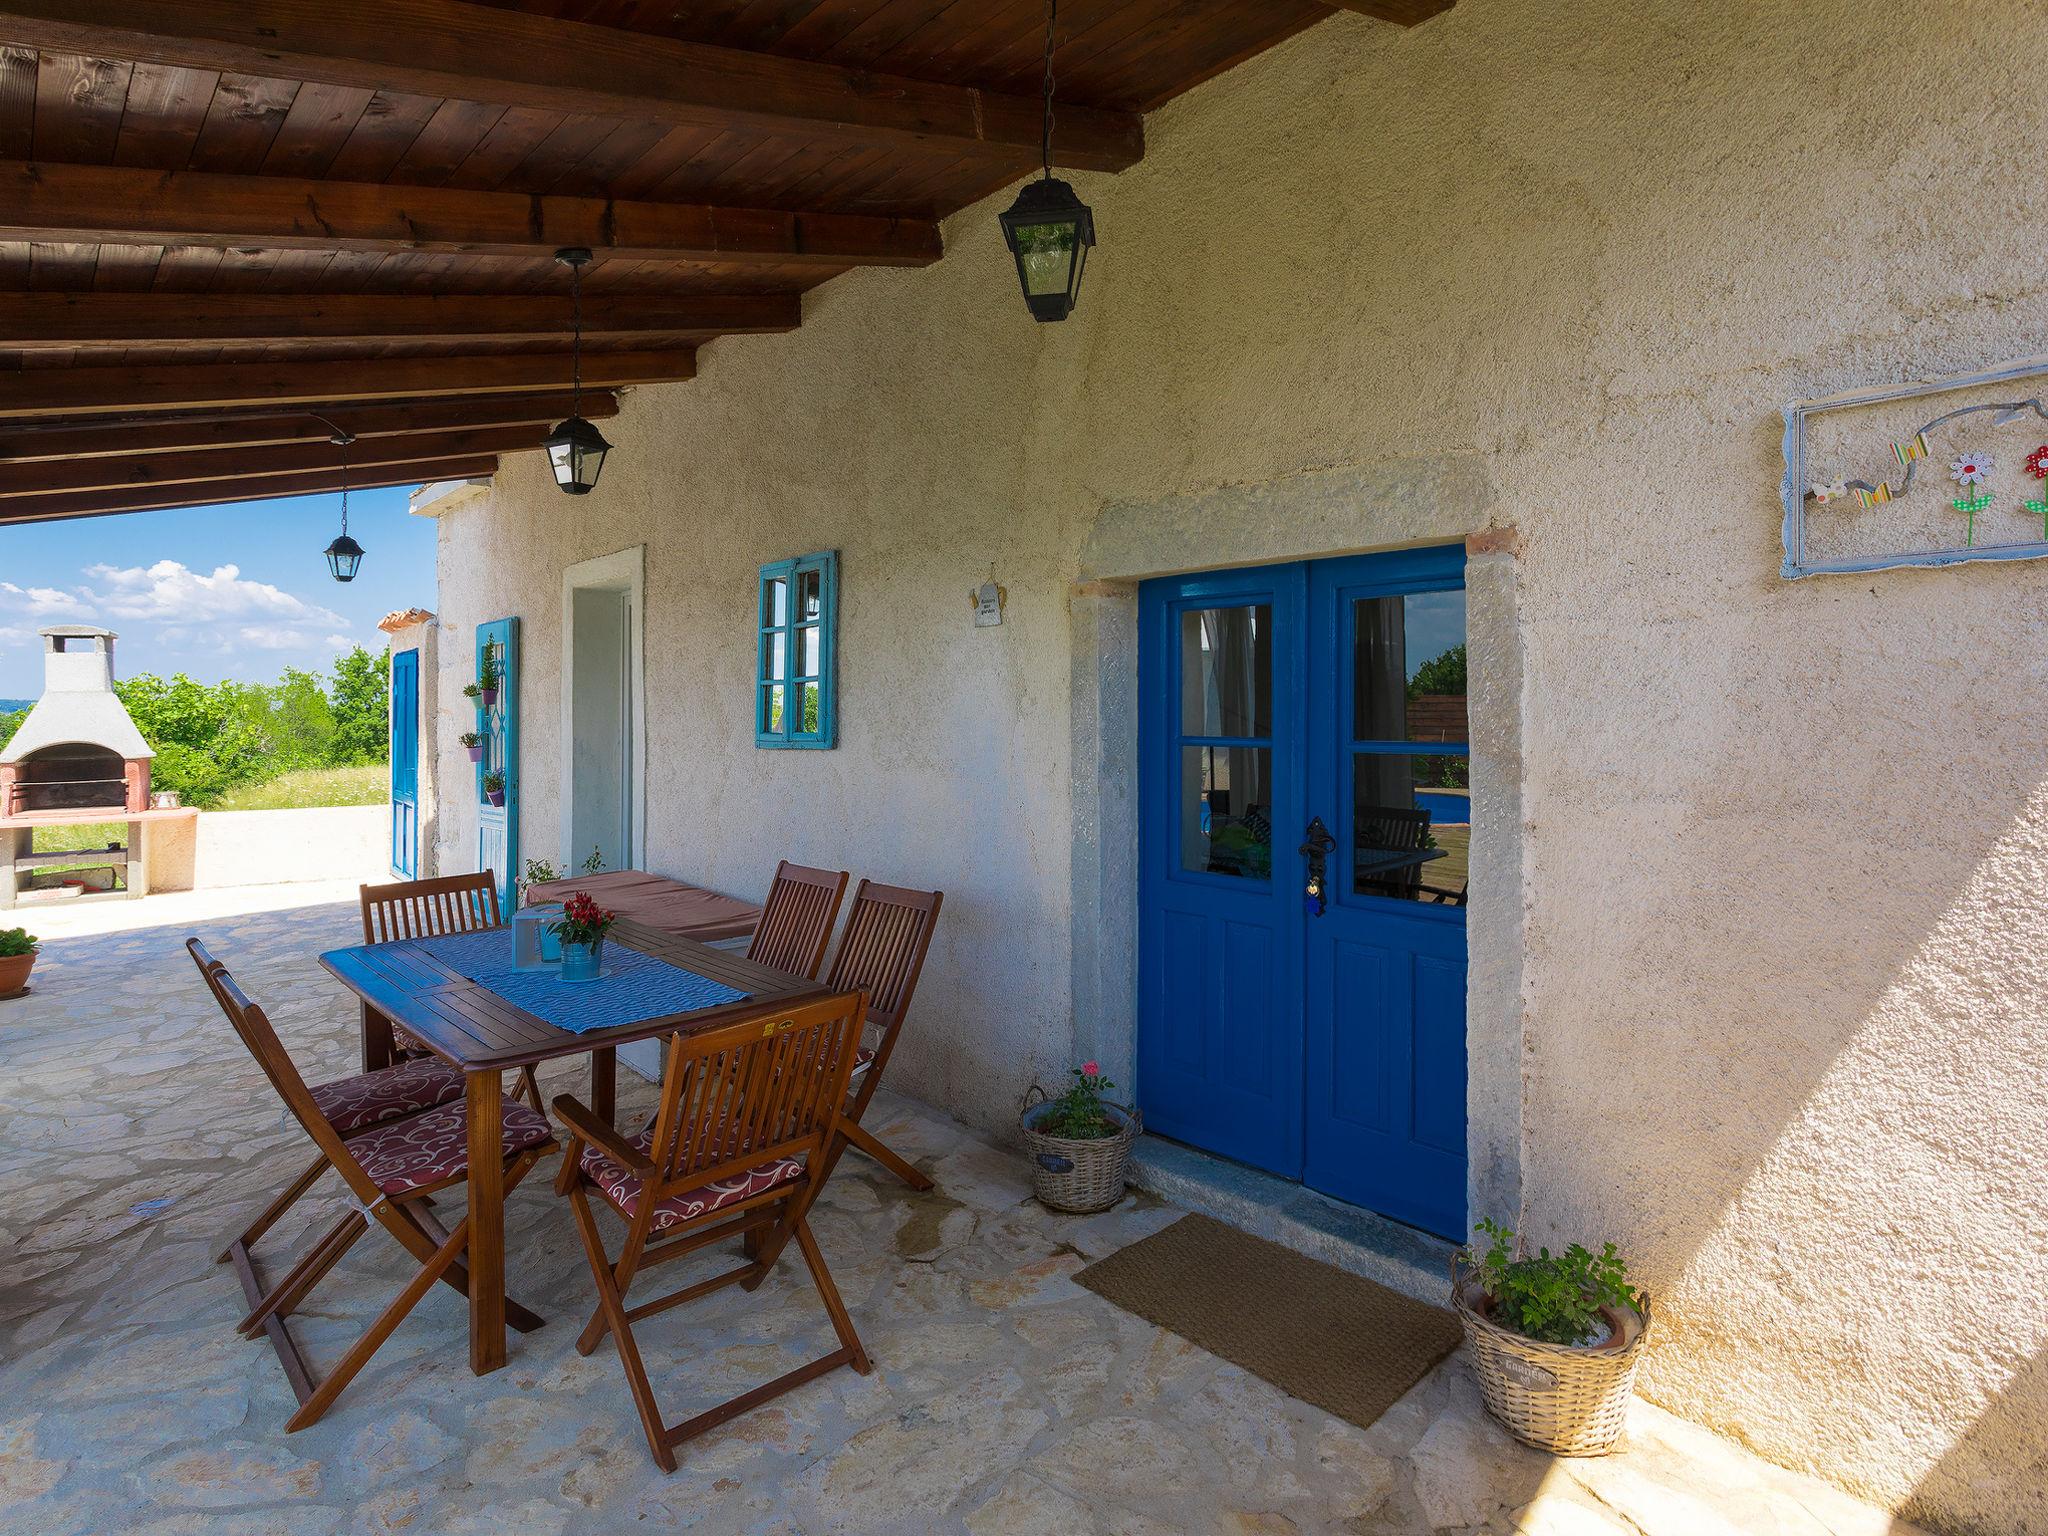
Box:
left=432, top=4, right=2048, bottom=1529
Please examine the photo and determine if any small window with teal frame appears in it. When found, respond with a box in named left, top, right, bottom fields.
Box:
left=756, top=551, right=837, bottom=748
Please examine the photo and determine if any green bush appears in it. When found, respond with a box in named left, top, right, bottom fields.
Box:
left=1462, top=1217, right=1639, bottom=1346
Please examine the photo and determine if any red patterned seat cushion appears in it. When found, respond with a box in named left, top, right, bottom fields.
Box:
left=310, top=1056, right=465, bottom=1137
left=581, top=1124, right=804, bottom=1233
left=346, top=1098, right=555, bottom=1196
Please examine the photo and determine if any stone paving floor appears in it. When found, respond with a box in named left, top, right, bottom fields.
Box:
left=0, top=898, right=1927, bottom=1535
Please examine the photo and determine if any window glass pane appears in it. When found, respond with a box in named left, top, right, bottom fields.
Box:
left=1352, top=590, right=1466, bottom=744
left=1352, top=752, right=1469, bottom=904
left=1180, top=605, right=1271, bottom=738
left=797, top=568, right=822, bottom=622
left=762, top=630, right=787, bottom=682
left=800, top=681, right=821, bottom=734
left=1181, top=745, right=1272, bottom=879
left=764, top=577, right=788, bottom=628
left=761, top=684, right=785, bottom=736
left=798, top=625, right=820, bottom=677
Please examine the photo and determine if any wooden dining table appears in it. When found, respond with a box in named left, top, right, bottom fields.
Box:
left=319, top=916, right=829, bottom=1374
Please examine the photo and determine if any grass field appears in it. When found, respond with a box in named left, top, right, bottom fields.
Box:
left=214, top=764, right=387, bottom=811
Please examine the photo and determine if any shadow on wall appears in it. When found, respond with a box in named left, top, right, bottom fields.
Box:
left=1907, top=1341, right=2048, bottom=1535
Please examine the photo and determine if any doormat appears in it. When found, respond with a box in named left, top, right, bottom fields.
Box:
left=1074, top=1213, right=1462, bottom=1431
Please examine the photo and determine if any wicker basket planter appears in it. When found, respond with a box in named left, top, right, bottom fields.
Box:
left=1452, top=1269, right=1651, bottom=1455
left=1019, top=1090, right=1139, bottom=1213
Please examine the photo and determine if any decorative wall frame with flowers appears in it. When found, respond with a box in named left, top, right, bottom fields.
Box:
left=1782, top=355, right=2048, bottom=578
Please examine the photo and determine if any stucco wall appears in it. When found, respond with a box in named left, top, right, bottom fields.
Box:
left=434, top=5, right=2048, bottom=1531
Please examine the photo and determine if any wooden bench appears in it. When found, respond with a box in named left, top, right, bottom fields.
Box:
left=521, top=869, right=762, bottom=944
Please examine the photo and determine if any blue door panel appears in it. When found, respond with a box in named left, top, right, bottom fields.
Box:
left=1139, top=547, right=1469, bottom=1242
left=389, top=648, right=419, bottom=878
left=475, top=618, right=519, bottom=914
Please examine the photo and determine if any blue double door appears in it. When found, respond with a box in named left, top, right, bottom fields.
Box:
left=389, top=647, right=419, bottom=879
left=1137, top=547, right=1471, bottom=1239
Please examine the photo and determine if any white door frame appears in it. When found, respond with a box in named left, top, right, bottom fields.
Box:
left=559, top=545, right=646, bottom=871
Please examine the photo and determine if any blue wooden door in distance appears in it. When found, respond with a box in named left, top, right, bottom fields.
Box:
left=389, top=647, right=419, bottom=878
left=475, top=617, right=519, bottom=914
left=1137, top=548, right=1469, bottom=1240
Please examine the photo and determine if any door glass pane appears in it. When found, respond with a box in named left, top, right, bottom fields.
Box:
left=1353, top=752, right=1469, bottom=903
left=1352, top=590, right=1466, bottom=743
left=762, top=630, right=787, bottom=682
left=761, top=684, right=785, bottom=735
left=1181, top=605, right=1272, bottom=738
left=798, top=625, right=821, bottom=677
left=1182, top=745, right=1273, bottom=879
left=797, top=568, right=822, bottom=621
left=764, top=577, right=788, bottom=627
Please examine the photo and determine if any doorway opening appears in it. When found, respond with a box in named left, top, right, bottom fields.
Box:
left=560, top=548, right=645, bottom=876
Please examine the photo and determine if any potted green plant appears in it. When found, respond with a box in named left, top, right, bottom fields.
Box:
left=1452, top=1218, right=1650, bottom=1455
left=476, top=656, right=502, bottom=710
left=549, top=890, right=616, bottom=983
left=1019, top=1061, right=1139, bottom=1213
left=0, top=926, right=38, bottom=996
left=481, top=770, right=506, bottom=807
left=460, top=730, right=484, bottom=762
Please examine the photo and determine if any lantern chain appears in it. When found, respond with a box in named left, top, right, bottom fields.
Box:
left=570, top=252, right=585, bottom=419
left=1039, top=0, right=1057, bottom=179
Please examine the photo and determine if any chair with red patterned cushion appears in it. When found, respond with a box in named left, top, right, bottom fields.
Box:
left=552, top=990, right=870, bottom=1472
left=359, top=872, right=542, bottom=1111
left=189, top=937, right=555, bottom=1431
left=819, top=881, right=944, bottom=1190
left=192, top=947, right=468, bottom=1311
left=744, top=861, right=848, bottom=979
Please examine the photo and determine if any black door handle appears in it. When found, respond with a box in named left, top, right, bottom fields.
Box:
left=1299, top=816, right=1335, bottom=916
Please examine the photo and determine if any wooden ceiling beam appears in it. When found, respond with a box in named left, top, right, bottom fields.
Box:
left=0, top=425, right=549, bottom=496
left=0, top=392, right=618, bottom=462
left=0, top=455, right=499, bottom=524
left=0, top=0, right=1143, bottom=171
left=0, top=290, right=799, bottom=347
left=1320, top=0, right=1455, bottom=22
left=0, top=161, right=943, bottom=266
left=0, top=350, right=693, bottom=418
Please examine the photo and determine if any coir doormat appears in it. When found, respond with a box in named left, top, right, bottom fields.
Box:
left=1074, top=1213, right=1462, bottom=1430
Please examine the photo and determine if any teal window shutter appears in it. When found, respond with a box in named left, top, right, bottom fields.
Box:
left=756, top=551, right=837, bottom=749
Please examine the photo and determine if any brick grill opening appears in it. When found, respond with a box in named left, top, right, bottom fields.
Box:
left=5, top=744, right=134, bottom=816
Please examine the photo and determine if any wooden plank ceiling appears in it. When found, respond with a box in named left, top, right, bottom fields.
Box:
left=0, top=0, right=1447, bottom=524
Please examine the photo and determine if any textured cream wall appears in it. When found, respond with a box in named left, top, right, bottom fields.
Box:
left=436, top=4, right=2048, bottom=1530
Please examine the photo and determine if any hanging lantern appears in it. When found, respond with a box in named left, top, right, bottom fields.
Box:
left=319, top=424, right=364, bottom=582
left=1000, top=0, right=1095, bottom=323
left=546, top=247, right=612, bottom=495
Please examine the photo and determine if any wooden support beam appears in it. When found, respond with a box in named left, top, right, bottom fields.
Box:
left=0, top=161, right=943, bottom=266
left=0, top=392, right=618, bottom=462
left=0, top=291, right=798, bottom=347
left=0, top=350, right=692, bottom=418
left=0, top=455, right=500, bottom=523
left=0, top=424, right=549, bottom=496
left=0, top=0, right=1143, bottom=172
left=1320, top=0, right=1455, bottom=23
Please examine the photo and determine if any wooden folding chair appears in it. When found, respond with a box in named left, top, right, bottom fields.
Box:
left=744, top=860, right=848, bottom=979
left=189, top=938, right=556, bottom=1431
left=821, top=881, right=944, bottom=1191
left=359, top=872, right=542, bottom=1109
left=553, top=991, right=871, bottom=1472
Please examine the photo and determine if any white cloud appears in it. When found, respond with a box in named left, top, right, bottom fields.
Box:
left=323, top=633, right=355, bottom=650
left=82, top=560, right=345, bottom=631
left=0, top=580, right=93, bottom=618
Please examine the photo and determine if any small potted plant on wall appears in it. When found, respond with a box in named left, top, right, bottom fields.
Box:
left=0, top=926, right=38, bottom=997
left=477, top=656, right=501, bottom=710
left=1453, top=1218, right=1651, bottom=1455
left=481, top=770, right=506, bottom=807
left=1019, top=1061, right=1140, bottom=1213
left=460, top=730, right=484, bottom=762
left=549, top=890, right=616, bottom=983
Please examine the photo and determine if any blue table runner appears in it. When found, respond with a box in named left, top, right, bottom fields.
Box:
left=414, top=929, right=749, bottom=1034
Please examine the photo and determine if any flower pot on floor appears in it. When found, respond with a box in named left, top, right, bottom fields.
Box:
left=1019, top=1091, right=1139, bottom=1213
left=559, top=938, right=603, bottom=982
left=0, top=949, right=34, bottom=996
left=1452, top=1270, right=1651, bottom=1455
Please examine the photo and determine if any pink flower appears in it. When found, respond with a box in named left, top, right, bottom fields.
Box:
left=1081, top=1060, right=1099, bottom=1076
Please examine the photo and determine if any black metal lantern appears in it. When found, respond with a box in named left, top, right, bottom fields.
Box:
left=545, top=247, right=612, bottom=495
left=319, top=424, right=364, bottom=582
left=1000, top=0, right=1095, bottom=322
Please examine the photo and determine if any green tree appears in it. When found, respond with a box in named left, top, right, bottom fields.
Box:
left=328, top=645, right=389, bottom=765
left=0, top=707, right=22, bottom=756
left=1407, top=643, right=1466, bottom=699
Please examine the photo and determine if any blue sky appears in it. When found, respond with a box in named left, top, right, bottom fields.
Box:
left=0, top=487, right=437, bottom=699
